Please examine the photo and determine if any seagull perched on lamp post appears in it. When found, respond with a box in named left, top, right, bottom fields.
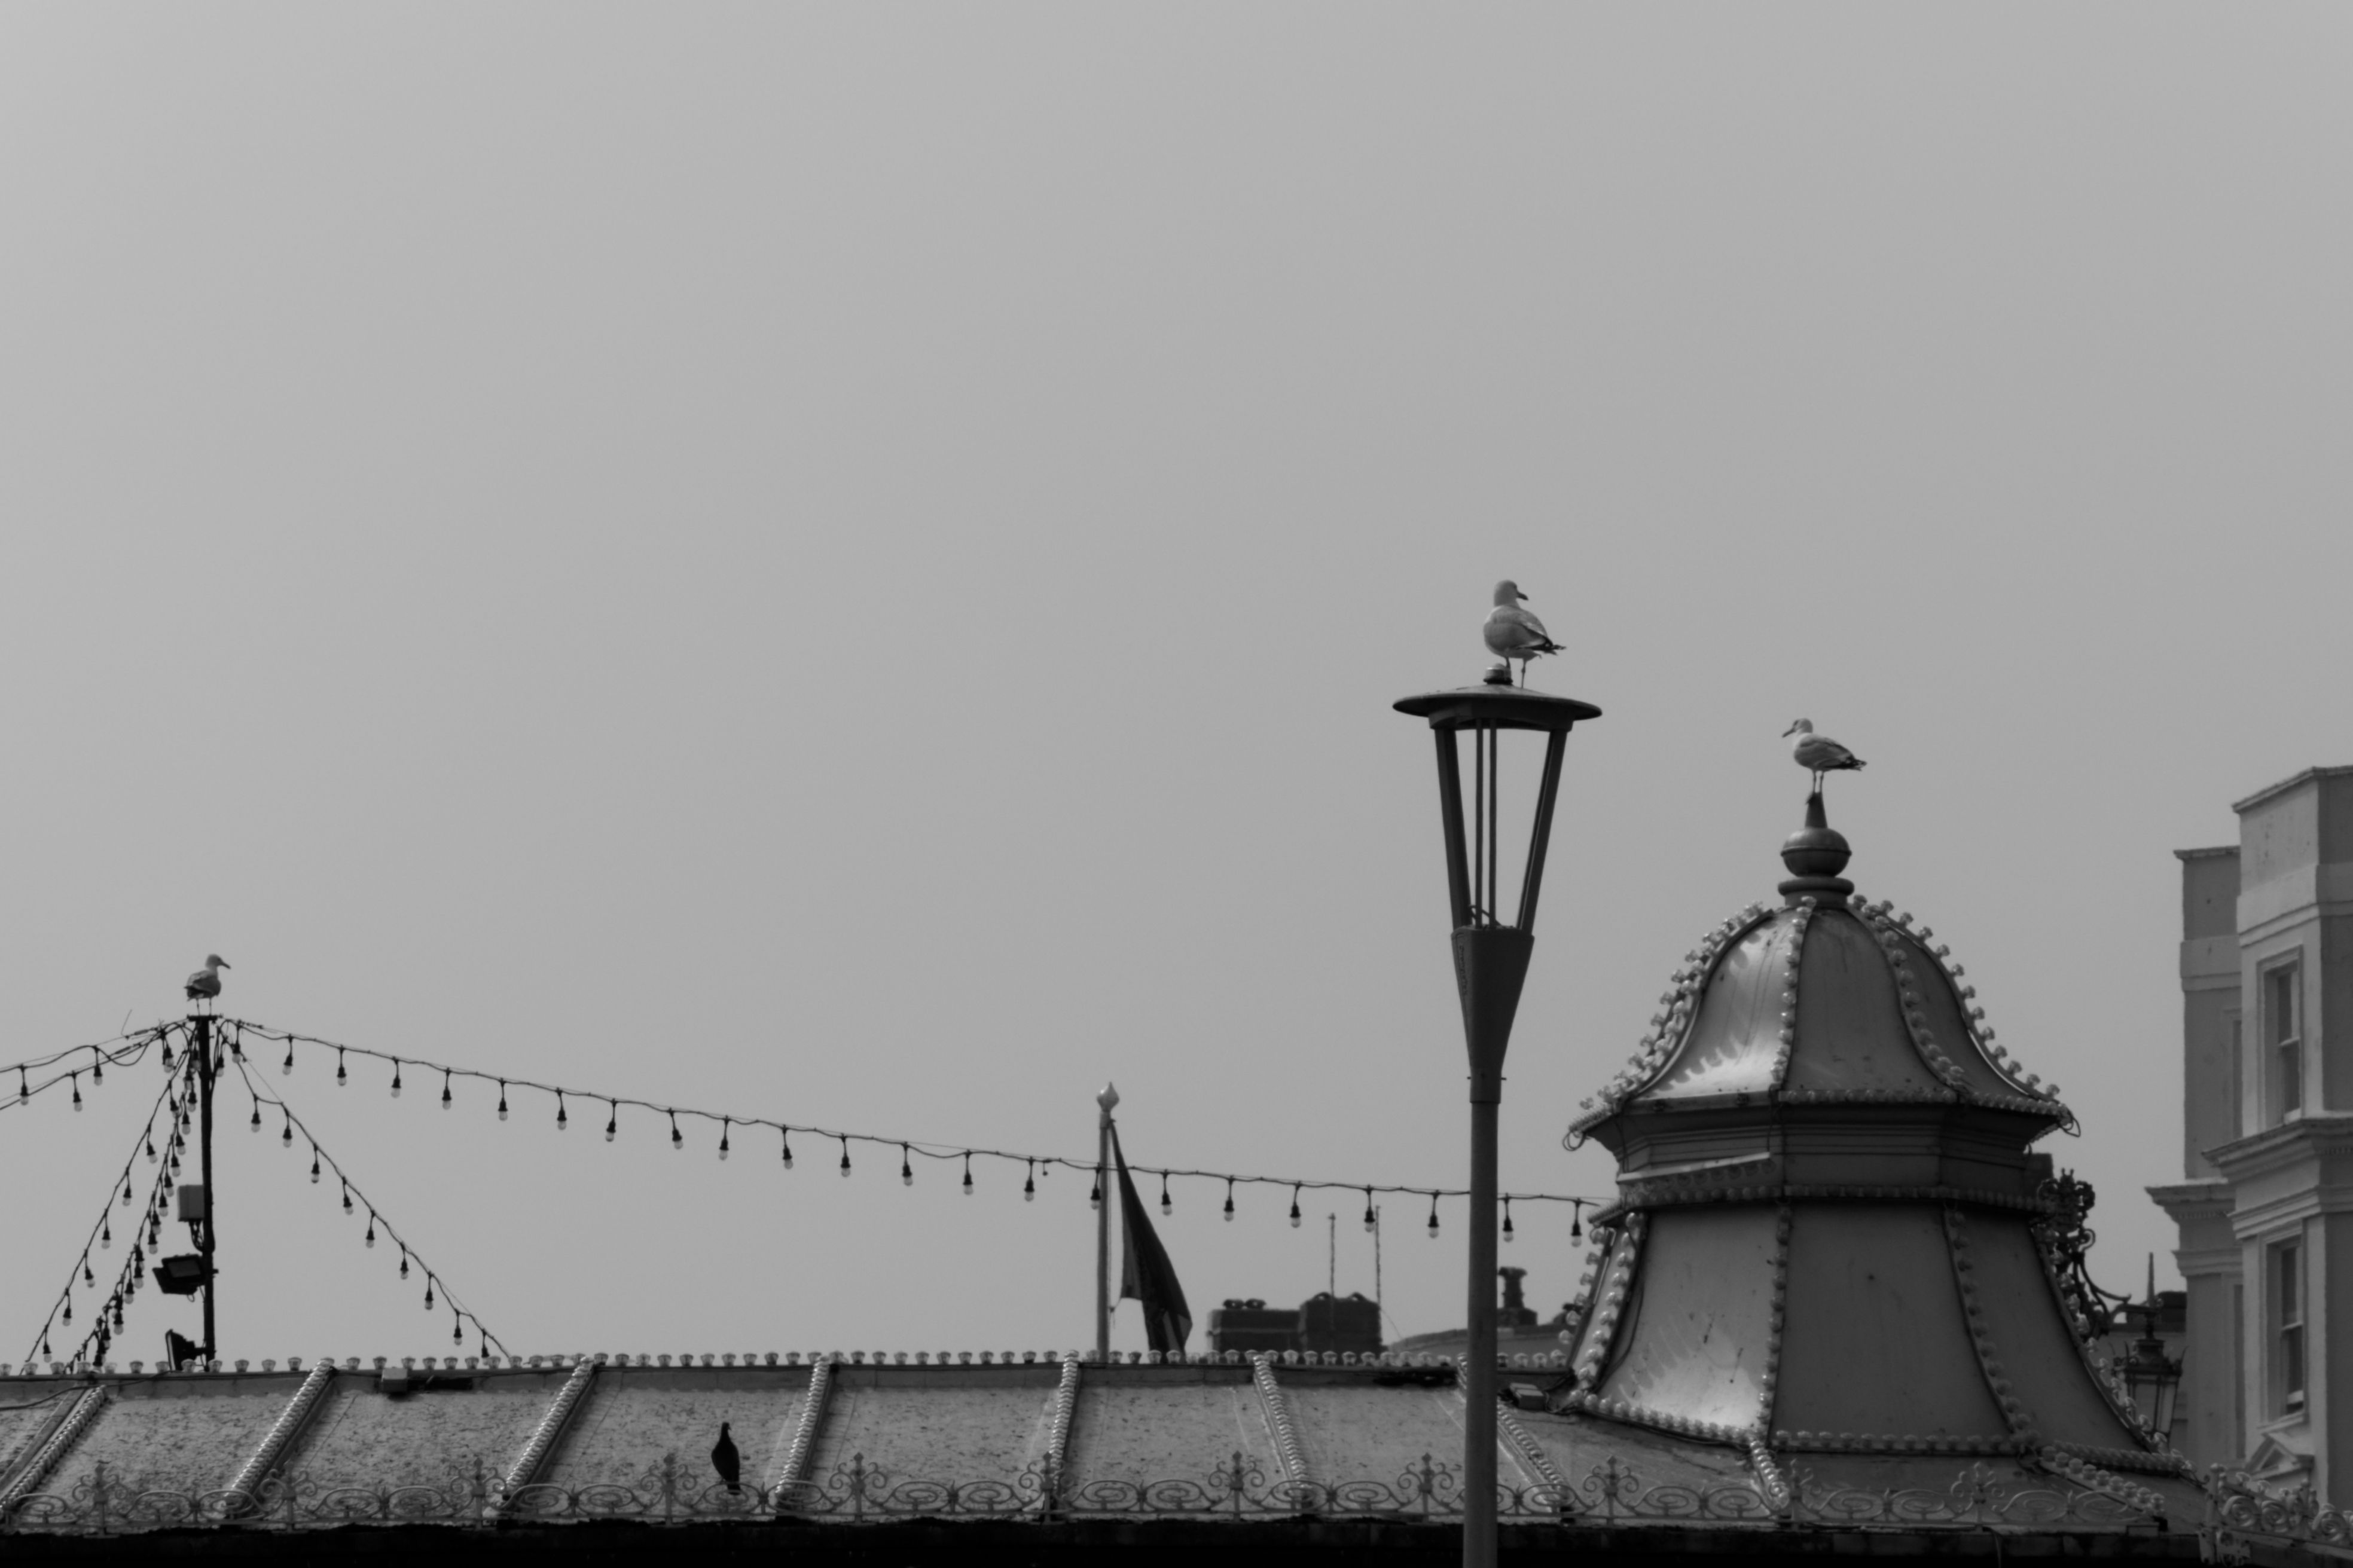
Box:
left=1481, top=580, right=1562, bottom=686
left=184, top=955, right=229, bottom=1010
left=1783, top=719, right=1865, bottom=793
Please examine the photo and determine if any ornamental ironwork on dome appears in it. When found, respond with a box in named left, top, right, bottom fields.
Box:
left=1544, top=796, right=2194, bottom=1518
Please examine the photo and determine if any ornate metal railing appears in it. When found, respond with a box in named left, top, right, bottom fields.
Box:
left=0, top=1454, right=2177, bottom=1537
left=2202, top=1469, right=2353, bottom=1560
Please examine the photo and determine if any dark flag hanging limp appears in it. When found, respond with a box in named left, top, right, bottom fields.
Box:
left=1110, top=1127, right=1193, bottom=1353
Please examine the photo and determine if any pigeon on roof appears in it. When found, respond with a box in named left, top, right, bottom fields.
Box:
left=1783, top=719, right=1865, bottom=791
left=711, top=1421, right=741, bottom=1494
left=184, top=955, right=229, bottom=1006
left=1481, top=580, right=1562, bottom=686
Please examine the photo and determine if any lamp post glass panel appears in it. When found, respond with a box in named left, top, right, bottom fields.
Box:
left=1394, top=667, right=1598, bottom=1568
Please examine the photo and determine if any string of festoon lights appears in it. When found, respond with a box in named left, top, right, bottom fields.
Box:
left=1, top=1026, right=169, bottom=1115
left=14, top=1016, right=1610, bottom=1367
left=224, top=1053, right=509, bottom=1362
left=221, top=1019, right=1605, bottom=1242
left=17, top=1067, right=180, bottom=1367
left=18, top=1028, right=507, bottom=1370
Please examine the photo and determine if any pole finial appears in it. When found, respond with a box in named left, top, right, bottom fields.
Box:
left=1097, top=1082, right=1119, bottom=1113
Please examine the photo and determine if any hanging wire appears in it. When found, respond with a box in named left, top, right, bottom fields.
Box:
left=23, top=1049, right=187, bottom=1367
left=0, top=1026, right=168, bottom=1117
left=222, top=1021, right=1606, bottom=1217
left=224, top=1054, right=508, bottom=1357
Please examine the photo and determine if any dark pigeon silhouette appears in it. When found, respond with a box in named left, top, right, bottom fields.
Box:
left=711, top=1421, right=741, bottom=1494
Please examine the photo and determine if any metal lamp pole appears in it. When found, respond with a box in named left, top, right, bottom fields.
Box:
left=1395, top=668, right=1598, bottom=1568
left=193, top=1013, right=218, bottom=1364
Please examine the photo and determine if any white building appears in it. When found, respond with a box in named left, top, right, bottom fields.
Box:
left=2153, top=766, right=2353, bottom=1497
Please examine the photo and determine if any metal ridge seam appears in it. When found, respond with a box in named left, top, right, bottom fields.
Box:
left=503, top=1358, right=598, bottom=1496
left=770, top=1354, right=834, bottom=1496
left=0, top=1384, right=107, bottom=1512
left=225, top=1361, right=337, bottom=1507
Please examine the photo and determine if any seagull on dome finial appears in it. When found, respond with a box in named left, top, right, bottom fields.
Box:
left=1783, top=720, right=1865, bottom=794
left=184, top=955, right=228, bottom=1011
left=1482, top=580, right=1561, bottom=686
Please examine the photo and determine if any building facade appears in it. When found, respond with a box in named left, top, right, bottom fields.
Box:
left=2154, top=766, right=2353, bottom=1497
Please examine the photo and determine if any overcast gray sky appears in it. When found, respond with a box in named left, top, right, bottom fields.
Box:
left=4, top=4, right=2349, bottom=1365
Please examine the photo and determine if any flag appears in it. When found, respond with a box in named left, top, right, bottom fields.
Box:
left=1109, top=1127, right=1193, bottom=1353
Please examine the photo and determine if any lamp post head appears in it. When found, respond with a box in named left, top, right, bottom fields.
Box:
left=1097, top=1083, right=1119, bottom=1113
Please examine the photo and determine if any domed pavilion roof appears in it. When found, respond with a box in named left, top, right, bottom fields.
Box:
left=1540, top=797, right=2196, bottom=1520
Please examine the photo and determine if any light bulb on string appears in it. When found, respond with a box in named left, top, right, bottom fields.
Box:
left=336, top=1050, right=347, bottom=1087
left=17, top=1067, right=27, bottom=1101
left=1024, top=1160, right=1036, bottom=1202
left=1363, top=1190, right=1377, bottom=1233
left=1223, top=1179, right=1235, bottom=1222
left=1502, top=1197, right=1515, bottom=1245
left=451, top=1315, right=463, bottom=1345
left=389, top=1061, right=401, bottom=1098
left=1426, top=1194, right=1441, bottom=1239
left=423, top=1277, right=435, bottom=1310
left=962, top=1153, right=973, bottom=1196
left=310, top=1147, right=322, bottom=1184
left=82, top=1258, right=94, bottom=1286
left=365, top=1215, right=377, bottom=1249
left=62, top=1300, right=72, bottom=1325
left=145, top=1130, right=157, bottom=1163
left=282, top=1038, right=294, bottom=1075
left=1290, top=1187, right=1302, bottom=1228
left=1159, top=1174, right=1172, bottom=1218
left=780, top=1130, right=794, bottom=1169
left=100, top=1219, right=111, bottom=1249
left=670, top=1112, right=683, bottom=1151
left=91, top=1049, right=103, bottom=1087
left=227, top=1025, right=242, bottom=1060
left=556, top=1093, right=567, bottom=1131
left=838, top=1139, right=851, bottom=1178
left=498, top=1083, right=508, bottom=1121
left=1089, top=1174, right=1101, bottom=1211
left=160, top=1038, right=174, bottom=1069
left=249, top=1103, right=262, bottom=1133
left=121, top=1176, right=133, bottom=1206
left=71, top=1073, right=83, bottom=1111
left=718, top=1120, right=731, bottom=1160
left=901, top=1145, right=913, bottom=1187
left=399, top=1251, right=410, bottom=1280
left=440, top=1071, right=452, bottom=1111
left=1571, top=1202, right=1583, bottom=1241
left=605, top=1103, right=618, bottom=1142
left=281, top=1111, right=294, bottom=1147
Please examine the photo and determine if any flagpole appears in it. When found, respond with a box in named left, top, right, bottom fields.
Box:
left=1096, top=1083, right=1119, bottom=1362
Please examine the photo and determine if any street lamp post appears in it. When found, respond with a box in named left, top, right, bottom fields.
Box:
left=1395, top=665, right=1599, bottom=1568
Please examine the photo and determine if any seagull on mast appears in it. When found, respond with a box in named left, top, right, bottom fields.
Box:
left=184, top=955, right=230, bottom=1011
left=1783, top=719, right=1865, bottom=793
left=1481, top=580, right=1561, bottom=686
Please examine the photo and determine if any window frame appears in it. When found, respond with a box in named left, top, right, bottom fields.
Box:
left=2261, top=954, right=2304, bottom=1125
left=2270, top=1236, right=2307, bottom=1418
